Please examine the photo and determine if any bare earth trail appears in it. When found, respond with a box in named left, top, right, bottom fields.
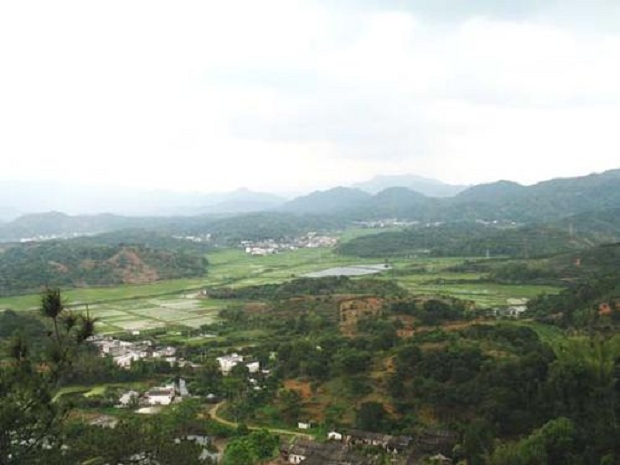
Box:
left=208, top=401, right=313, bottom=440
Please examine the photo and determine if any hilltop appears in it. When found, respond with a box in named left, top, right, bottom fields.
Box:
left=350, top=173, right=468, bottom=197
left=279, top=168, right=620, bottom=222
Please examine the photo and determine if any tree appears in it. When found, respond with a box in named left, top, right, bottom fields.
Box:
left=0, top=288, right=96, bottom=465
left=461, top=419, right=494, bottom=465
left=222, top=439, right=254, bottom=465
left=279, top=389, right=302, bottom=424
left=486, top=417, right=577, bottom=465
left=247, top=429, right=279, bottom=461
left=355, top=401, right=388, bottom=432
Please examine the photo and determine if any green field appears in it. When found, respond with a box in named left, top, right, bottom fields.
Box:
left=0, top=246, right=562, bottom=333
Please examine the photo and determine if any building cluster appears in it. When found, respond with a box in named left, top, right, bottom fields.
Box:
left=282, top=439, right=376, bottom=465
left=172, top=233, right=212, bottom=243
left=19, top=232, right=94, bottom=243
left=281, top=428, right=456, bottom=465
left=118, top=378, right=190, bottom=408
left=241, top=233, right=338, bottom=256
left=283, top=430, right=412, bottom=465
left=88, top=335, right=178, bottom=368
left=354, top=219, right=420, bottom=228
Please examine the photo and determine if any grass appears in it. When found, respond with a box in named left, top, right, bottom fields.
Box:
left=0, top=279, right=208, bottom=312
left=394, top=279, right=560, bottom=307
left=511, top=320, right=567, bottom=350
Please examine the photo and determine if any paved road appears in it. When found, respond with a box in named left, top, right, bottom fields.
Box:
left=208, top=401, right=313, bottom=440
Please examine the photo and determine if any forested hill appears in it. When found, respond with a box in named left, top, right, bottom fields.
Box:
left=0, top=211, right=345, bottom=245
left=278, top=187, right=372, bottom=214
left=0, top=211, right=174, bottom=241
left=336, top=223, right=594, bottom=259
left=448, top=169, right=620, bottom=221
left=0, top=242, right=207, bottom=296
left=279, top=169, right=620, bottom=222
left=525, top=243, right=620, bottom=325
left=2, top=169, right=620, bottom=242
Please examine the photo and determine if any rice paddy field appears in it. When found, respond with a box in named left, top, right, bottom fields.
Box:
left=0, top=245, right=562, bottom=334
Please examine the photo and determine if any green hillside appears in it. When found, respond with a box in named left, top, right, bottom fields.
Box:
left=336, top=223, right=592, bottom=258
left=0, top=242, right=207, bottom=296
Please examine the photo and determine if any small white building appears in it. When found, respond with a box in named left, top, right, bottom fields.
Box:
left=217, top=353, right=244, bottom=374
left=114, top=352, right=142, bottom=369
left=246, top=361, right=260, bottom=374
left=494, top=305, right=527, bottom=318
left=327, top=431, right=343, bottom=441
left=146, top=387, right=175, bottom=406
left=177, top=378, right=189, bottom=397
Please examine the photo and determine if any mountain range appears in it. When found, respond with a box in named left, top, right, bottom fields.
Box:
left=350, top=174, right=468, bottom=197
left=1, top=169, right=619, bottom=241
left=0, top=182, right=286, bottom=220
left=0, top=174, right=465, bottom=221
left=280, top=169, right=620, bottom=221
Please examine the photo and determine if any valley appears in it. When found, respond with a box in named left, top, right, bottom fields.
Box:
left=0, top=245, right=560, bottom=333
left=3, top=171, right=620, bottom=465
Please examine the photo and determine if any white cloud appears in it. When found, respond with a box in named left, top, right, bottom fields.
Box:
left=0, top=0, right=619, bottom=196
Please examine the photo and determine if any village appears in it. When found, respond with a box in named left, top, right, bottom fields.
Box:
left=241, top=232, right=338, bottom=256
left=279, top=429, right=456, bottom=465
left=86, top=335, right=458, bottom=465
left=88, top=335, right=182, bottom=369
left=88, top=336, right=263, bottom=404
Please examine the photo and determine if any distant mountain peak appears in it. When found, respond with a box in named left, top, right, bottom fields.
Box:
left=351, top=173, right=468, bottom=197
left=280, top=187, right=371, bottom=214
left=456, top=180, right=526, bottom=203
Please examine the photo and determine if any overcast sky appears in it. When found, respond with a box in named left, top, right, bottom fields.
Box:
left=1, top=0, right=619, bottom=194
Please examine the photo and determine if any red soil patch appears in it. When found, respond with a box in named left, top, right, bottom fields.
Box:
left=244, top=302, right=270, bottom=313
left=108, top=248, right=159, bottom=284
left=283, top=379, right=313, bottom=400
left=599, top=302, right=613, bottom=316
left=338, top=297, right=385, bottom=336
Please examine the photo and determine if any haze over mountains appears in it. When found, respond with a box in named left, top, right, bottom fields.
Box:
left=351, top=174, right=468, bottom=197
left=0, top=174, right=466, bottom=221
left=0, top=169, right=619, bottom=242
left=0, top=181, right=288, bottom=220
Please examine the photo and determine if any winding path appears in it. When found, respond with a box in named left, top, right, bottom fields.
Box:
left=208, top=401, right=313, bottom=440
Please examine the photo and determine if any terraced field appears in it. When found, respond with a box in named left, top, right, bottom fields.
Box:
left=66, top=296, right=223, bottom=334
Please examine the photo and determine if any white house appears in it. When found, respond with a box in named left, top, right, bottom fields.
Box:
left=327, top=431, right=343, bottom=441
left=114, top=352, right=141, bottom=369
left=177, top=378, right=189, bottom=397
left=246, top=361, right=260, bottom=374
left=216, top=353, right=244, bottom=374
left=289, top=454, right=304, bottom=464
left=494, top=305, right=527, bottom=318
left=146, top=387, right=175, bottom=406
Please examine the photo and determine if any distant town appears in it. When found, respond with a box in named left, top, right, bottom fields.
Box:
left=240, top=232, right=338, bottom=256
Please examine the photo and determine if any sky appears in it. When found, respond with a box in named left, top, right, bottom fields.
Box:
left=1, top=0, right=620, bottom=194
